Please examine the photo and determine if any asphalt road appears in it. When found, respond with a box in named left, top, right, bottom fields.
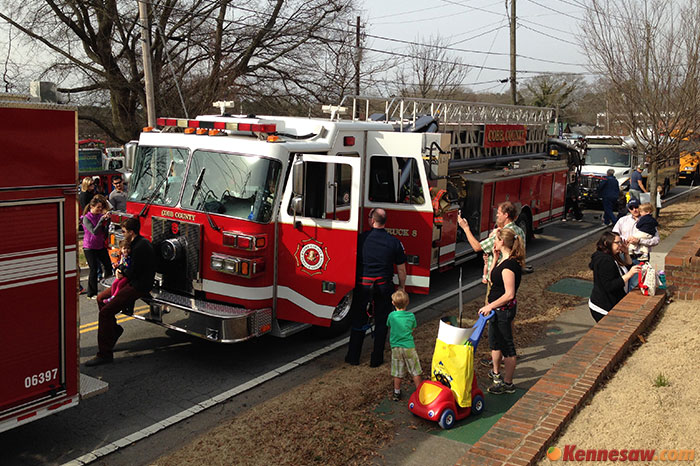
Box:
left=1, top=185, right=694, bottom=466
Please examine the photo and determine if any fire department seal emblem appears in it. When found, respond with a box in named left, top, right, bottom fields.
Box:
left=294, top=238, right=330, bottom=276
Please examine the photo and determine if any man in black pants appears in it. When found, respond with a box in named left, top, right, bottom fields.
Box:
left=85, top=218, right=156, bottom=366
left=345, top=208, right=407, bottom=367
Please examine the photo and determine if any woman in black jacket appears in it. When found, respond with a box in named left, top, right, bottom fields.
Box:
left=588, top=232, right=641, bottom=322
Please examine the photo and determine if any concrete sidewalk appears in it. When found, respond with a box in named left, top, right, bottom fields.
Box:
left=371, top=212, right=700, bottom=466
left=371, top=300, right=595, bottom=466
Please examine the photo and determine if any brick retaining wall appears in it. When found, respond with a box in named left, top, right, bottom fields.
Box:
left=664, top=222, right=700, bottom=301
left=455, top=291, right=666, bottom=466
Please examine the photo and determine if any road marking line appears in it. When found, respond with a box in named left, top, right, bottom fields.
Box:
left=79, top=309, right=150, bottom=334
left=79, top=305, right=148, bottom=329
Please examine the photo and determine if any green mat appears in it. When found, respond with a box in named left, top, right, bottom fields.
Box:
left=547, top=277, right=593, bottom=298
left=376, top=386, right=526, bottom=445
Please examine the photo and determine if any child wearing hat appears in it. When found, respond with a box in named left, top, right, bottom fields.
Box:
left=628, top=203, right=658, bottom=261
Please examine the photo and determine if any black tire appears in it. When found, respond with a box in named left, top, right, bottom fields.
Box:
left=312, top=290, right=353, bottom=338
left=438, top=408, right=456, bottom=429
left=515, top=211, right=533, bottom=241
left=471, top=394, right=485, bottom=415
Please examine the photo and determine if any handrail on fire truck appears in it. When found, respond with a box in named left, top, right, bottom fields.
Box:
left=333, top=95, right=555, bottom=163
left=336, top=95, right=555, bottom=129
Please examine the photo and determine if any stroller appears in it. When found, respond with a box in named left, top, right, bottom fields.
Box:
left=408, top=311, right=494, bottom=429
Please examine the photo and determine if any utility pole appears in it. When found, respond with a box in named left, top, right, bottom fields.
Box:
left=509, top=0, right=517, bottom=105
left=138, top=0, right=156, bottom=127
left=355, top=16, right=361, bottom=118
left=355, top=17, right=361, bottom=93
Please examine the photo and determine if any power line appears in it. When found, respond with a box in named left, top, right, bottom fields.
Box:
left=142, top=1, right=591, bottom=79
left=518, top=23, right=580, bottom=46
left=474, top=17, right=507, bottom=81
left=367, top=30, right=584, bottom=67
left=525, top=0, right=584, bottom=22
left=438, top=0, right=504, bottom=18
left=363, top=44, right=589, bottom=75
left=446, top=24, right=510, bottom=47
left=518, top=17, right=579, bottom=38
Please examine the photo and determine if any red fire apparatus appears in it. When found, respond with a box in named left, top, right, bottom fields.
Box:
left=0, top=93, right=106, bottom=433
left=111, top=96, right=572, bottom=343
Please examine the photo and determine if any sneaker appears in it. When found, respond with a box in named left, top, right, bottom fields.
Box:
left=86, top=295, right=97, bottom=300
left=487, top=381, right=516, bottom=395
left=561, top=218, right=567, bottom=222
left=488, top=370, right=502, bottom=382
left=392, top=391, right=402, bottom=401
left=479, top=357, right=493, bottom=368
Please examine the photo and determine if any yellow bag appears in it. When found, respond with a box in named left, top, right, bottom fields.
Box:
left=431, top=339, right=474, bottom=408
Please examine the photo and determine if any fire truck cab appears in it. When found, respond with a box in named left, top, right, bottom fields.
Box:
left=115, top=96, right=567, bottom=343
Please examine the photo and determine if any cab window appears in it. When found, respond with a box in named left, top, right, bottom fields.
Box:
left=368, top=156, right=425, bottom=205
left=287, top=160, right=353, bottom=222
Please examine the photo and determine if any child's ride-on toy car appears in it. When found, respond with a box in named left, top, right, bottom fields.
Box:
left=408, top=312, right=493, bottom=429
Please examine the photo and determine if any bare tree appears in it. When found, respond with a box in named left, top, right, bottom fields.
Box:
left=581, top=0, right=700, bottom=211
left=395, top=35, right=469, bottom=99
left=519, top=74, right=583, bottom=115
left=0, top=0, right=358, bottom=142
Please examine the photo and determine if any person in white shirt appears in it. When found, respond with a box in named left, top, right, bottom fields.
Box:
left=612, top=198, right=660, bottom=289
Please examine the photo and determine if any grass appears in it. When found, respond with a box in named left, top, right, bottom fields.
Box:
left=653, top=373, right=670, bottom=388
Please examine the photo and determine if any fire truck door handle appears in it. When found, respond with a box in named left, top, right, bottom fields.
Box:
left=329, top=181, right=338, bottom=216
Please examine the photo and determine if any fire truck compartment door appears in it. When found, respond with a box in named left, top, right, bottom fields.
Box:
left=0, top=200, right=65, bottom=412
left=277, top=154, right=361, bottom=326
left=365, top=153, right=433, bottom=295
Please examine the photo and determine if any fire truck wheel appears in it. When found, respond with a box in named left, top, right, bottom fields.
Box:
left=515, top=211, right=532, bottom=241
left=312, top=291, right=353, bottom=338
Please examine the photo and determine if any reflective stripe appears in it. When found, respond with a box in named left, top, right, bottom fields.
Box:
left=277, top=286, right=334, bottom=318
left=202, top=279, right=272, bottom=300
left=393, top=274, right=430, bottom=288
left=439, top=243, right=456, bottom=255
left=533, top=206, right=565, bottom=221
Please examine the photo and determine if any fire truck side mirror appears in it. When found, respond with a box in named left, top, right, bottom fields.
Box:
left=124, top=140, right=138, bottom=170
left=292, top=158, right=304, bottom=196
left=291, top=195, right=303, bottom=216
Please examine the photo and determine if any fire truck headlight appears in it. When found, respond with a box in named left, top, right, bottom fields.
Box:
left=210, top=255, right=225, bottom=271
left=224, top=258, right=239, bottom=274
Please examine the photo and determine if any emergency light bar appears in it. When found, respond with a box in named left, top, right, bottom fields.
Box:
left=156, top=117, right=276, bottom=134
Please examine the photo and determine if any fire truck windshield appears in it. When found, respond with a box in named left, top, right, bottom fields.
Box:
left=585, top=147, right=631, bottom=167
left=180, top=150, right=282, bottom=223
left=129, top=146, right=188, bottom=207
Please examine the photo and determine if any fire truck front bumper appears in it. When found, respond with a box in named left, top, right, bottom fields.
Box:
left=137, top=288, right=272, bottom=343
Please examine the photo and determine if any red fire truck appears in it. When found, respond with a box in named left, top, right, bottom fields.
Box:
left=111, top=96, right=571, bottom=343
left=0, top=93, right=106, bottom=433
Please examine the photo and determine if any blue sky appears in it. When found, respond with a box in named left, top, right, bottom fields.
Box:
left=360, top=0, right=592, bottom=93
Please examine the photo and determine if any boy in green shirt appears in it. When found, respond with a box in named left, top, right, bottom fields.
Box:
left=387, top=290, right=422, bottom=401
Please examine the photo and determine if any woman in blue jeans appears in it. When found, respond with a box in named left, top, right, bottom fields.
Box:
left=478, top=228, right=525, bottom=395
